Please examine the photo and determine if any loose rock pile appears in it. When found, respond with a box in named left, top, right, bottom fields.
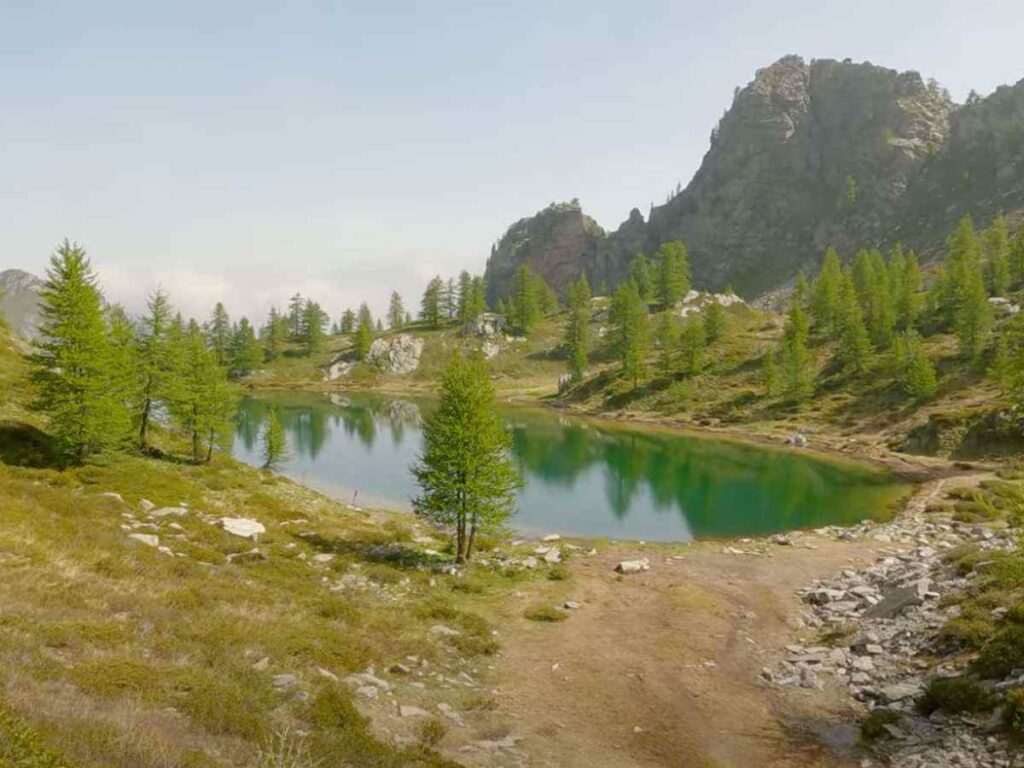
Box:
left=763, top=503, right=1022, bottom=767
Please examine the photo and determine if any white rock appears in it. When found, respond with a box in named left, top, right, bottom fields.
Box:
left=219, top=517, right=265, bottom=540
left=615, top=558, right=650, bottom=574
left=151, top=506, right=188, bottom=518
left=127, top=533, right=159, bottom=547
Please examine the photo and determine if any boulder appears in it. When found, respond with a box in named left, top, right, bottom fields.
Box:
left=463, top=312, right=507, bottom=338
left=615, top=558, right=650, bottom=574
left=127, top=533, right=159, bottom=548
left=227, top=548, right=267, bottom=564
left=861, top=585, right=923, bottom=620
left=366, top=334, right=424, bottom=374
left=219, top=517, right=266, bottom=541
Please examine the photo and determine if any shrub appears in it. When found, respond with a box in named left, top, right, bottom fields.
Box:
left=523, top=606, right=567, bottom=622
left=546, top=565, right=569, bottom=581
left=1005, top=688, right=1024, bottom=735
left=417, top=717, right=448, bottom=750
left=916, top=676, right=994, bottom=715
left=860, top=709, right=901, bottom=741
left=972, top=625, right=1024, bottom=679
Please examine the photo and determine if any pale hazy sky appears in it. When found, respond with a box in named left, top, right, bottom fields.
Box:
left=2, top=0, right=1022, bottom=322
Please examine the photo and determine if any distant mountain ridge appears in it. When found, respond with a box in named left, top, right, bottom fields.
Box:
left=484, top=55, right=1024, bottom=300
left=0, top=268, right=43, bottom=340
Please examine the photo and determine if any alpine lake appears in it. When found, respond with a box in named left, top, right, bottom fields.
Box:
left=232, top=392, right=909, bottom=542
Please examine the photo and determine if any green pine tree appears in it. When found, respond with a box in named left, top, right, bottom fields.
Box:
left=837, top=271, right=872, bottom=374
left=655, top=241, right=691, bottom=307
left=954, top=264, right=993, bottom=359
left=610, top=279, right=650, bottom=390
left=703, top=300, right=726, bottom=343
left=388, top=291, right=406, bottom=330
left=810, top=248, right=843, bottom=334
left=985, top=213, right=1011, bottom=297
left=261, top=407, right=289, bottom=469
left=231, top=317, right=263, bottom=375
left=629, top=253, right=654, bottom=304
left=891, top=330, right=937, bottom=400
left=412, top=351, right=520, bottom=563
left=31, top=241, right=131, bottom=462
left=301, top=300, right=327, bottom=355
left=762, top=349, right=779, bottom=397
left=679, top=316, right=706, bottom=375
left=206, top=302, right=231, bottom=365
left=137, top=289, right=173, bottom=448
left=564, top=274, right=592, bottom=382
left=355, top=317, right=374, bottom=361
left=287, top=293, right=305, bottom=339
left=509, top=265, right=540, bottom=335
left=262, top=307, right=288, bottom=361
left=420, top=276, right=444, bottom=327
left=654, top=312, right=679, bottom=374
left=779, top=302, right=813, bottom=401
left=896, top=251, right=923, bottom=331
left=340, top=308, right=356, bottom=334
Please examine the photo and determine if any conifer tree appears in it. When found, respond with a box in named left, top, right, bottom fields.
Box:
left=679, top=316, right=706, bottom=375
left=301, top=300, right=327, bottom=355
left=420, top=276, right=444, bottom=327
left=231, top=317, right=263, bottom=375
left=262, top=307, right=288, bottom=361
left=1012, top=229, right=1024, bottom=285
left=355, top=316, right=374, bottom=360
left=703, top=300, right=726, bottom=343
left=867, top=250, right=894, bottom=347
left=534, top=273, right=559, bottom=316
left=895, top=251, right=923, bottom=331
left=629, top=253, right=654, bottom=304
left=456, top=271, right=473, bottom=322
left=810, top=248, right=843, bottom=333
left=891, top=330, right=937, bottom=400
left=654, top=312, right=679, bottom=374
left=288, top=293, right=304, bottom=339
left=261, top=407, right=289, bottom=469
left=357, top=302, right=373, bottom=331
left=655, top=241, right=691, bottom=307
left=461, top=276, right=487, bottom=324
left=206, top=302, right=231, bottom=366
left=985, top=213, right=1011, bottom=297
left=444, top=278, right=458, bottom=320
left=338, top=308, right=354, bottom=334
left=564, top=274, right=592, bottom=382
left=836, top=271, right=871, bottom=375
left=779, top=302, right=813, bottom=401
left=610, top=279, right=650, bottom=389
left=32, top=241, right=131, bottom=461
left=852, top=251, right=875, bottom=317
left=412, top=351, right=520, bottom=563
left=105, top=305, right=142, bottom=442
left=954, top=263, right=993, bottom=359
left=388, top=291, right=406, bottom=330
left=169, top=321, right=234, bottom=463
left=137, top=289, right=173, bottom=448
left=509, top=265, right=540, bottom=335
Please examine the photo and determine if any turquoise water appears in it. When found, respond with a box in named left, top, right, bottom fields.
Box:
left=232, top=392, right=906, bottom=541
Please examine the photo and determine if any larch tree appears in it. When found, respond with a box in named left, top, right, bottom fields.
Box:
left=610, top=279, right=650, bottom=390
left=509, top=265, right=540, bottom=336
left=564, top=274, right=592, bottom=382
left=985, top=213, right=1011, bottom=297
left=301, top=300, right=327, bottom=355
left=169, top=321, right=234, bottom=463
left=836, top=271, right=872, bottom=375
left=654, top=311, right=679, bottom=374
left=287, top=293, right=305, bottom=339
left=779, top=302, right=813, bottom=401
left=810, top=248, right=843, bottom=334
left=655, top=241, right=691, bottom=307
left=354, top=315, right=374, bottom=360
left=261, top=407, right=289, bottom=469
left=896, top=251, right=923, bottom=331
left=679, top=315, right=706, bottom=375
left=891, top=330, right=937, bottom=400
left=206, top=302, right=232, bottom=365
left=629, top=253, right=655, bottom=304
left=420, top=276, right=445, bottom=327
left=340, top=308, right=356, bottom=334
left=137, top=289, right=173, bottom=448
left=231, top=317, right=263, bottom=375
left=31, top=241, right=130, bottom=462
left=388, top=291, right=406, bottom=330
left=703, top=300, right=726, bottom=343
left=412, top=351, right=520, bottom=563
left=262, top=307, right=288, bottom=361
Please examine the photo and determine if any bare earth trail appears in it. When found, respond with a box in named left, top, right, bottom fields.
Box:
left=478, top=538, right=895, bottom=768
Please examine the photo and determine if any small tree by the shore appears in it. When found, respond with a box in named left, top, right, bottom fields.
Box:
left=412, top=351, right=520, bottom=563
left=261, top=407, right=289, bottom=469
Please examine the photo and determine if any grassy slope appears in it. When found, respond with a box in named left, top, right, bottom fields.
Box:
left=0, top=330, right=574, bottom=767
left=250, top=297, right=1015, bottom=464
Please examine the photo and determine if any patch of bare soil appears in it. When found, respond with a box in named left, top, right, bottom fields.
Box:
left=471, top=539, right=893, bottom=768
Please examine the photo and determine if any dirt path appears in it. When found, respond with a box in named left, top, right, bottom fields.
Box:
left=474, top=538, right=894, bottom=768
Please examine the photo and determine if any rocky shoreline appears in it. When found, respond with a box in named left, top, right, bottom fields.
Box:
left=763, top=482, right=1022, bottom=767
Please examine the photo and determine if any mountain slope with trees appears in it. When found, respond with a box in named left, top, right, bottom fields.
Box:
left=484, top=56, right=1024, bottom=302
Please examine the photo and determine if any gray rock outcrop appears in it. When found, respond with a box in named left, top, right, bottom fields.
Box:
left=366, top=334, right=424, bottom=374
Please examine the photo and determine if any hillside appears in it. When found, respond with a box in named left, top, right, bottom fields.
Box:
left=484, top=56, right=1024, bottom=300
left=0, top=268, right=43, bottom=339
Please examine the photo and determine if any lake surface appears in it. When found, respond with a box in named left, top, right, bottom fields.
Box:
left=232, top=393, right=907, bottom=542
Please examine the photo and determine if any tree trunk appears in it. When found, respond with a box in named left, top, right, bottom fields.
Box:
left=138, top=397, right=151, bottom=448
left=192, top=430, right=201, bottom=463
left=205, top=428, right=215, bottom=463
left=466, top=512, right=478, bottom=562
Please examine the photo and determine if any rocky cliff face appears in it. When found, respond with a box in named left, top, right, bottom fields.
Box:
left=483, top=201, right=604, bottom=304
left=484, top=56, right=1023, bottom=300
left=0, top=269, right=43, bottom=339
